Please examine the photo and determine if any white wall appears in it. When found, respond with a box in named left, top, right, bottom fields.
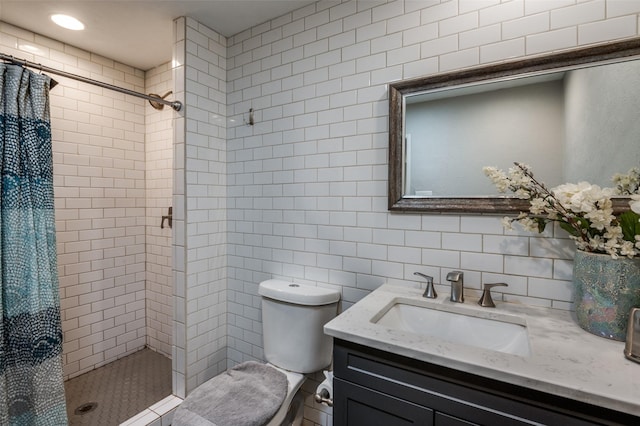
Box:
left=145, top=62, right=174, bottom=358
left=222, top=1, right=640, bottom=423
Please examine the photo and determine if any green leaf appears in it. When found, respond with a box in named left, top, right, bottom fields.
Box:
left=619, top=211, right=640, bottom=242
left=558, top=221, right=581, bottom=238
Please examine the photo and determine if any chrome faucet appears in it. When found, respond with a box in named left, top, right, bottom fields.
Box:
left=414, top=272, right=436, bottom=299
left=446, top=271, right=464, bottom=303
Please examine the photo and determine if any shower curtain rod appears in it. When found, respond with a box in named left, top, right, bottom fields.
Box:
left=0, top=52, right=182, bottom=111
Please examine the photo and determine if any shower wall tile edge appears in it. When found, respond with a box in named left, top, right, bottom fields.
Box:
left=145, top=61, right=174, bottom=359
left=175, top=16, right=229, bottom=395
left=172, top=16, right=188, bottom=399
left=119, top=395, right=182, bottom=426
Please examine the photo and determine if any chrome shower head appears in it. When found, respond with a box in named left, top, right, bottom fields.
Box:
left=148, top=91, right=173, bottom=110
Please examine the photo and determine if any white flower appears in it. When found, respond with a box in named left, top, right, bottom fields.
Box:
left=585, top=207, right=615, bottom=231
left=604, top=225, right=623, bottom=241
left=484, top=162, right=640, bottom=259
left=613, top=168, right=640, bottom=195
left=519, top=216, right=539, bottom=233
left=620, top=241, right=637, bottom=258
left=514, top=188, right=531, bottom=199
left=574, top=238, right=589, bottom=252
left=483, top=167, right=510, bottom=193
left=553, top=182, right=614, bottom=215
left=501, top=216, right=514, bottom=231
left=588, top=235, right=606, bottom=252
left=529, top=197, right=547, bottom=215
left=544, top=207, right=559, bottom=220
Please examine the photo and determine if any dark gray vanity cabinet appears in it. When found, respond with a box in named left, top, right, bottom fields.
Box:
left=333, top=339, right=639, bottom=426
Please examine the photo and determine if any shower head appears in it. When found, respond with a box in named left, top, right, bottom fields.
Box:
left=148, top=91, right=173, bottom=110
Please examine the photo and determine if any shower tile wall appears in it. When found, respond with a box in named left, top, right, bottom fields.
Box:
left=54, top=60, right=147, bottom=380
left=0, top=22, right=155, bottom=379
left=172, top=17, right=188, bottom=398
left=173, top=17, right=229, bottom=395
left=145, top=63, right=174, bottom=358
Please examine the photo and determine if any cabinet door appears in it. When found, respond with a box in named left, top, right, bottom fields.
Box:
left=334, top=378, right=434, bottom=426
left=334, top=340, right=619, bottom=426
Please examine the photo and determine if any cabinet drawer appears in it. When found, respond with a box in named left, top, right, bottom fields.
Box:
left=334, top=340, right=613, bottom=426
left=334, top=378, right=434, bottom=426
left=436, top=412, right=479, bottom=426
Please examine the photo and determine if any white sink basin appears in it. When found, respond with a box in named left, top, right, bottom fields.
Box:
left=372, top=300, right=531, bottom=357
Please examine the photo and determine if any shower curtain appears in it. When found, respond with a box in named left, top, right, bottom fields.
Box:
left=0, top=64, right=68, bottom=425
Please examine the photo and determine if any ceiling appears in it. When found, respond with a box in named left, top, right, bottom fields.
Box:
left=0, top=0, right=317, bottom=70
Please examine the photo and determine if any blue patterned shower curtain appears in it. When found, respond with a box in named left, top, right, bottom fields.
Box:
left=0, top=64, right=68, bottom=425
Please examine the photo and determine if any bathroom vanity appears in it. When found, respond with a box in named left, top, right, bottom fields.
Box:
left=324, top=284, right=640, bottom=426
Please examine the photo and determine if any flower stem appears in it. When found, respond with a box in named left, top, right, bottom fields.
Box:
left=513, top=162, right=590, bottom=244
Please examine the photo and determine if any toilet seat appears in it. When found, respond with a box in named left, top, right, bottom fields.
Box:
left=173, top=362, right=305, bottom=426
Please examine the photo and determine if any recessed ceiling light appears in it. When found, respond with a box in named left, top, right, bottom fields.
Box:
left=51, top=14, right=85, bottom=31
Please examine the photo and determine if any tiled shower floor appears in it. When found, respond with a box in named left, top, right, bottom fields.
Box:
left=64, top=348, right=172, bottom=426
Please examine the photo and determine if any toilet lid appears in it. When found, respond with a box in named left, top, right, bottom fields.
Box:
left=172, top=361, right=288, bottom=426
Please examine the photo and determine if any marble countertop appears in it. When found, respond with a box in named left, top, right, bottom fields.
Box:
left=324, top=283, right=640, bottom=416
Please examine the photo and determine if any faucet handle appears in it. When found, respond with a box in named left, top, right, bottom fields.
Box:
left=414, top=272, right=437, bottom=299
left=478, top=283, right=508, bottom=308
left=446, top=270, right=463, bottom=282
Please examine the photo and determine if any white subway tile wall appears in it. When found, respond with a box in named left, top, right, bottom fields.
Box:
left=0, top=22, right=149, bottom=379
left=172, top=16, right=188, bottom=399
left=2, top=1, right=640, bottom=425
left=224, top=2, right=640, bottom=424
left=145, top=62, right=174, bottom=359
left=177, top=18, right=229, bottom=394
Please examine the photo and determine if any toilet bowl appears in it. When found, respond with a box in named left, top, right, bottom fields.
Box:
left=173, top=279, right=341, bottom=426
left=264, top=366, right=306, bottom=426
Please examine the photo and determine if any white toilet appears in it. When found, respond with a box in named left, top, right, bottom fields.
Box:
left=173, top=279, right=341, bottom=426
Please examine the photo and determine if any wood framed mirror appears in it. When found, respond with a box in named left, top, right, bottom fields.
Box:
left=388, top=38, right=640, bottom=213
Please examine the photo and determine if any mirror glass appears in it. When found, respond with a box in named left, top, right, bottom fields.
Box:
left=389, top=39, right=640, bottom=212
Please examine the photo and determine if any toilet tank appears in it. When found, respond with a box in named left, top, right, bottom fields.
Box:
left=259, top=279, right=341, bottom=373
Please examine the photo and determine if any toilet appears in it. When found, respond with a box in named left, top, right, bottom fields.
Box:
left=173, top=279, right=341, bottom=426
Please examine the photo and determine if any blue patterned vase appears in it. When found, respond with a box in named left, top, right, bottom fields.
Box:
left=573, top=250, right=640, bottom=341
